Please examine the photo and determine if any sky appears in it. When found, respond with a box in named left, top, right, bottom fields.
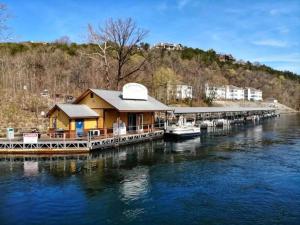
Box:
left=2, top=0, right=300, bottom=74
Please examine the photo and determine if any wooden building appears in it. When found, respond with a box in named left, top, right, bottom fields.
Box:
left=47, top=83, right=169, bottom=138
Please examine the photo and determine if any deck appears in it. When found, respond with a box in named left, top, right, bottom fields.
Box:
left=0, top=107, right=278, bottom=154
left=0, top=130, right=165, bottom=154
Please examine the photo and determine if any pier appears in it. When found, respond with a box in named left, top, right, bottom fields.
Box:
left=170, top=106, right=277, bottom=126
left=0, top=129, right=164, bottom=154
left=0, top=107, right=277, bottom=154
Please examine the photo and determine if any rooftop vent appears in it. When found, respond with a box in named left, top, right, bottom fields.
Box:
left=122, top=83, right=148, bottom=100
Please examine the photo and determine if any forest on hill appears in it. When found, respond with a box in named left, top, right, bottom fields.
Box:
left=1, top=41, right=299, bottom=103
left=0, top=18, right=299, bottom=130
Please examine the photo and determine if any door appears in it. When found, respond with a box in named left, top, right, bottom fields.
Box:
left=75, top=120, right=84, bottom=137
left=128, top=113, right=137, bottom=132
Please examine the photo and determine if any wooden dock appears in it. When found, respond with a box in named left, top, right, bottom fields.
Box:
left=0, top=130, right=165, bottom=154
left=0, top=107, right=278, bottom=154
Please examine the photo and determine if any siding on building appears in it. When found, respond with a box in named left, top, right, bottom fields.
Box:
left=205, top=84, right=262, bottom=101
left=49, top=109, right=70, bottom=130
left=48, top=86, right=167, bottom=137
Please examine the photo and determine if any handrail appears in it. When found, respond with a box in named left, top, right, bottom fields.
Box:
left=0, top=123, right=166, bottom=142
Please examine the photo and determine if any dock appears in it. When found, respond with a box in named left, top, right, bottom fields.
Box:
left=170, top=106, right=277, bottom=125
left=172, top=106, right=277, bottom=117
left=0, top=130, right=164, bottom=154
left=0, top=107, right=277, bottom=154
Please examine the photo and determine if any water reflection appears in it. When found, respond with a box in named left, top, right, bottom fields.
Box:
left=0, top=115, right=299, bottom=225
left=120, top=167, right=149, bottom=202
left=0, top=116, right=297, bottom=175
left=23, top=161, right=39, bottom=177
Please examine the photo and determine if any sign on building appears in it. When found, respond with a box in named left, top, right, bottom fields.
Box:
left=7, top=128, right=14, bottom=140
left=122, top=83, right=148, bottom=100
left=23, top=133, right=38, bottom=144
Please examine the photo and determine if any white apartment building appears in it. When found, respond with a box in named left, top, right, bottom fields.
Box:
left=244, top=87, right=263, bottom=101
left=205, top=84, right=226, bottom=99
left=205, top=84, right=262, bottom=101
left=226, top=85, right=245, bottom=100
left=153, top=42, right=183, bottom=51
left=167, top=84, right=193, bottom=101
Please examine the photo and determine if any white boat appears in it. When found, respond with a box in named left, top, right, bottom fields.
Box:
left=165, top=115, right=201, bottom=138
left=165, top=125, right=201, bottom=138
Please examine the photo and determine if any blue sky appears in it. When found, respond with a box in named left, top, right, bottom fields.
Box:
left=3, top=0, right=300, bottom=74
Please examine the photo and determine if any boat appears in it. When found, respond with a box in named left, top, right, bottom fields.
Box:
left=165, top=116, right=200, bottom=139
left=165, top=125, right=201, bottom=138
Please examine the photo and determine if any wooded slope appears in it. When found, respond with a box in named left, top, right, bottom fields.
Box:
left=0, top=42, right=299, bottom=118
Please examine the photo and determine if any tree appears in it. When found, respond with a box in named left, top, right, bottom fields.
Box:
left=140, top=42, right=150, bottom=51
left=87, top=18, right=148, bottom=90
left=153, top=66, right=178, bottom=103
left=87, top=24, right=111, bottom=89
left=204, top=90, right=216, bottom=106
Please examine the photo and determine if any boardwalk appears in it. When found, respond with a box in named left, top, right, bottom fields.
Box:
left=0, top=130, right=164, bottom=154
left=0, top=107, right=277, bottom=154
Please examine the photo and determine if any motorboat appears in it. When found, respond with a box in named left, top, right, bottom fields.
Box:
left=165, top=125, right=201, bottom=138
left=165, top=116, right=200, bottom=138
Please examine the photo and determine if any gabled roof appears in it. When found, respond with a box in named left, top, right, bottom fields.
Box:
left=89, top=89, right=170, bottom=112
left=47, top=104, right=99, bottom=118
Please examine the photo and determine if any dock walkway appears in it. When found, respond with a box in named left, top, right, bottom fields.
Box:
left=0, top=107, right=277, bottom=154
left=0, top=130, right=164, bottom=154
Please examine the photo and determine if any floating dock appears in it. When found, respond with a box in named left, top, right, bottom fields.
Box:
left=0, top=107, right=277, bottom=154
left=170, top=107, right=277, bottom=124
left=0, top=130, right=164, bottom=154
left=172, top=106, right=277, bottom=117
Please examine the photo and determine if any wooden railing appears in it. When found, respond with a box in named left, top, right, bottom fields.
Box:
left=0, top=123, right=166, bottom=142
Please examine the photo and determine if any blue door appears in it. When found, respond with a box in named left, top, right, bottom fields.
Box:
left=75, top=120, right=84, bottom=137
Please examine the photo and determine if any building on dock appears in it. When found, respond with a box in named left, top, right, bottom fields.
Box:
left=1, top=103, right=276, bottom=153
left=47, top=83, right=169, bottom=138
left=47, top=104, right=100, bottom=137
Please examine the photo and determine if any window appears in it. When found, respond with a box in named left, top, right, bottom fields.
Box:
left=90, top=93, right=94, bottom=98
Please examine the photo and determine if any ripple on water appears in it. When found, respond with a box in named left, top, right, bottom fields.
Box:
left=0, top=115, right=300, bottom=225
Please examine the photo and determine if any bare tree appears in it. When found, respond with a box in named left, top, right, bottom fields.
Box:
left=87, top=18, right=148, bottom=90
left=87, top=24, right=111, bottom=89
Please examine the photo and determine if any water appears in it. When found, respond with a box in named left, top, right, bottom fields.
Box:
left=0, top=114, right=300, bottom=225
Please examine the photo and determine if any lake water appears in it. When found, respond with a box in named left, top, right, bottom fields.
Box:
left=0, top=114, right=300, bottom=225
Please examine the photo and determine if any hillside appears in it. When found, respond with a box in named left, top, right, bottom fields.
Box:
left=0, top=42, right=299, bottom=132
